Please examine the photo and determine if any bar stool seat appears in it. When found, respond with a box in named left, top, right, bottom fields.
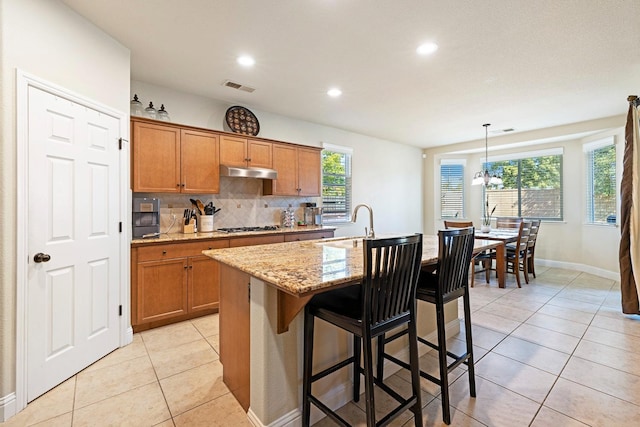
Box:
left=302, top=234, right=424, bottom=427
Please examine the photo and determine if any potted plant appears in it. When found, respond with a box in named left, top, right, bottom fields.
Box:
left=481, top=197, right=496, bottom=233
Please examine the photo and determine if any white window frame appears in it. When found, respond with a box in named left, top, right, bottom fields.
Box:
left=484, top=147, right=564, bottom=220
left=584, top=136, right=616, bottom=225
left=321, top=143, right=353, bottom=223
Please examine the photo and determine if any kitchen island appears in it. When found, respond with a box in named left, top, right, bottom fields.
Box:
left=204, top=235, right=501, bottom=426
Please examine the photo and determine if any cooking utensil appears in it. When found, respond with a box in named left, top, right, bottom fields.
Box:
left=213, top=207, right=222, bottom=215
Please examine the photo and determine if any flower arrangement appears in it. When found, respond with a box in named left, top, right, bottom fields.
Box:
left=482, top=197, right=497, bottom=227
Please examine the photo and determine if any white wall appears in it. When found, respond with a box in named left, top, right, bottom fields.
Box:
left=423, top=116, right=625, bottom=277
left=0, top=0, right=130, bottom=412
left=132, top=80, right=424, bottom=238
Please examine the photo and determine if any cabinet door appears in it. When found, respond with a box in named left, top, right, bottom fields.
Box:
left=181, top=129, right=220, bottom=193
left=137, top=258, right=188, bottom=324
left=219, top=135, right=247, bottom=167
left=266, top=144, right=298, bottom=195
left=132, top=121, right=181, bottom=192
left=247, top=139, right=272, bottom=168
left=297, top=147, right=321, bottom=196
left=188, top=255, right=219, bottom=312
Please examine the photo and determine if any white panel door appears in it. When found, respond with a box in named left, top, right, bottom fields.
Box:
left=26, top=86, right=121, bottom=401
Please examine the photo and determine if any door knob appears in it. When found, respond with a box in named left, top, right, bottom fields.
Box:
left=33, top=253, right=51, bottom=263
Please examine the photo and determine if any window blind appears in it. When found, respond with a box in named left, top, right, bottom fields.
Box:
left=440, top=163, right=464, bottom=218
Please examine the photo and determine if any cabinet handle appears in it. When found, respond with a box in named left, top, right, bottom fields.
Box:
left=162, top=250, right=167, bottom=255
left=184, top=265, right=188, bottom=269
left=189, top=265, right=193, bottom=269
left=176, top=183, right=180, bottom=187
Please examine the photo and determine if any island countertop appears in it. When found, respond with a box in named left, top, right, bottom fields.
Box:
left=204, top=235, right=501, bottom=297
left=131, top=225, right=335, bottom=246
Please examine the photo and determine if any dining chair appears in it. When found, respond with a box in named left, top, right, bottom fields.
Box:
left=493, top=220, right=531, bottom=287
left=443, top=220, right=490, bottom=286
left=377, top=227, right=477, bottom=425
left=525, top=219, right=541, bottom=278
left=495, top=217, right=523, bottom=229
left=302, top=234, right=424, bottom=427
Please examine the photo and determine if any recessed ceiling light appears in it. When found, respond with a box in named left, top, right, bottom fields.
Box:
left=237, top=55, right=255, bottom=67
left=416, top=42, right=438, bottom=56
left=327, top=88, right=342, bottom=98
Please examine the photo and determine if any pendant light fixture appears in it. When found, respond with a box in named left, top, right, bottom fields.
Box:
left=472, top=123, right=503, bottom=186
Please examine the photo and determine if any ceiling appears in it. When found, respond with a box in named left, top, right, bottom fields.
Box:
left=62, top=0, right=640, bottom=148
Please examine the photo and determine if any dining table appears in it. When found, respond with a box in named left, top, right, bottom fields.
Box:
left=474, top=228, right=520, bottom=288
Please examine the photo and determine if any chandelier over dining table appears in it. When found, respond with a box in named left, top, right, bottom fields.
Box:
left=472, top=123, right=503, bottom=186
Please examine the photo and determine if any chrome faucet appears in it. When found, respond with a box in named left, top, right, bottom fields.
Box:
left=351, top=204, right=375, bottom=238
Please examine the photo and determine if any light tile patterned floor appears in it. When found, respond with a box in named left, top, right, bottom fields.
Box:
left=3, top=266, right=640, bottom=426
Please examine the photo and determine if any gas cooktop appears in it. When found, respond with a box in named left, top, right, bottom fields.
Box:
left=217, top=226, right=280, bottom=233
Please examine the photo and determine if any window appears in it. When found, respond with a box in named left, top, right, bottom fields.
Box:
left=322, top=144, right=352, bottom=223
left=484, top=148, right=563, bottom=220
left=585, top=137, right=616, bottom=224
left=440, top=160, right=465, bottom=218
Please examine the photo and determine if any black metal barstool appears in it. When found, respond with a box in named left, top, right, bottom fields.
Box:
left=302, top=234, right=424, bottom=427
left=377, top=227, right=476, bottom=425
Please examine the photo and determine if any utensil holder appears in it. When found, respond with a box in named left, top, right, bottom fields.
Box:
left=200, top=215, right=214, bottom=232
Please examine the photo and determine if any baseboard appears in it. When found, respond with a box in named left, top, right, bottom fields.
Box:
left=537, top=258, right=619, bottom=281
left=248, top=407, right=301, bottom=427
left=0, top=392, right=16, bottom=422
left=122, top=326, right=134, bottom=346
left=246, top=318, right=460, bottom=426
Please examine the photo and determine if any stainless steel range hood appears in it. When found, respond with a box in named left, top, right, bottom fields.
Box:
left=220, top=164, right=278, bottom=180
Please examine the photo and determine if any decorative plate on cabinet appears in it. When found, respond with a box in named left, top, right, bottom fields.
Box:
left=225, top=106, right=260, bottom=136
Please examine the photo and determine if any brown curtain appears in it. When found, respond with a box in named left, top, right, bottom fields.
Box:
left=620, top=95, right=640, bottom=314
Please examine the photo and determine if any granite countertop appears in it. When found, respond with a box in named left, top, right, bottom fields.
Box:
left=131, top=225, right=336, bottom=246
left=204, top=235, right=442, bottom=296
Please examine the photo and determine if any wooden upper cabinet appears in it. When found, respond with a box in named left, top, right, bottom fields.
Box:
left=220, top=135, right=248, bottom=167
left=132, top=121, right=181, bottom=192
left=264, top=144, right=321, bottom=196
left=220, top=135, right=273, bottom=168
left=247, top=139, right=272, bottom=168
left=297, top=147, right=321, bottom=196
left=181, top=129, right=219, bottom=193
left=131, top=119, right=219, bottom=193
left=264, top=144, right=298, bottom=195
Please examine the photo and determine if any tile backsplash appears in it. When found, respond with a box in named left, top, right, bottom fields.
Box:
left=135, top=177, right=320, bottom=233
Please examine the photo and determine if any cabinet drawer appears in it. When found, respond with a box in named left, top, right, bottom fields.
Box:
left=137, top=239, right=229, bottom=261
left=229, top=235, right=284, bottom=248
left=284, top=231, right=334, bottom=242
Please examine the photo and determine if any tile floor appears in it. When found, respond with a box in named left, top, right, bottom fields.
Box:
left=3, top=266, right=640, bottom=426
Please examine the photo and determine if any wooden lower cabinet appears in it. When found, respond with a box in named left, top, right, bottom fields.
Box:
left=137, top=258, right=188, bottom=324
left=188, top=254, right=220, bottom=312
left=131, top=230, right=334, bottom=334
left=131, top=239, right=228, bottom=331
